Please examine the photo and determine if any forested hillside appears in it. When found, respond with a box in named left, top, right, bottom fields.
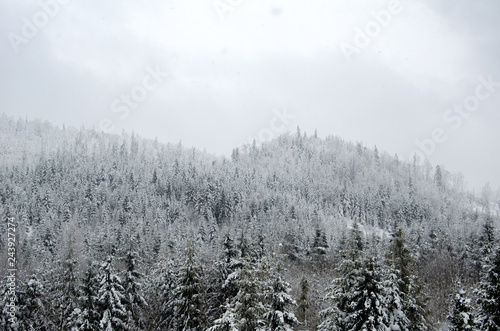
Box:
left=0, top=115, right=499, bottom=330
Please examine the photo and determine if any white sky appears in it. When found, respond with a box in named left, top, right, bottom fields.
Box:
left=1, top=0, right=499, bottom=193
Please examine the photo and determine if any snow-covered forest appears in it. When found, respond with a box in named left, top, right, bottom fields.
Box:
left=0, top=114, right=499, bottom=330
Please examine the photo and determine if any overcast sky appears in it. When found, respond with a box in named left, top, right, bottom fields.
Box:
left=1, top=0, right=499, bottom=193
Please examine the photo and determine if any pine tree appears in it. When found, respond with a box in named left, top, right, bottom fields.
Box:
left=122, top=250, right=147, bottom=330
left=238, top=231, right=250, bottom=259
left=320, top=252, right=390, bottom=331
left=387, top=228, right=413, bottom=294
left=173, top=243, right=205, bottom=330
left=296, top=277, right=312, bottom=329
left=79, top=263, right=101, bottom=331
left=46, top=238, right=81, bottom=330
left=207, top=308, right=240, bottom=331
left=145, top=258, right=177, bottom=330
left=340, top=254, right=389, bottom=330
left=97, top=257, right=128, bottom=331
left=206, top=233, right=242, bottom=325
left=222, top=232, right=243, bottom=299
left=60, top=256, right=81, bottom=330
left=384, top=272, right=410, bottom=331
left=479, top=219, right=496, bottom=260
left=262, top=268, right=298, bottom=330
left=374, top=145, right=380, bottom=165
left=231, top=148, right=240, bottom=163
left=18, top=274, right=50, bottom=330
left=448, top=285, right=477, bottom=331
left=319, top=223, right=365, bottom=331
left=434, top=165, right=443, bottom=189
left=387, top=227, right=429, bottom=331
left=476, top=246, right=500, bottom=331
left=312, top=228, right=328, bottom=255
left=210, top=257, right=268, bottom=331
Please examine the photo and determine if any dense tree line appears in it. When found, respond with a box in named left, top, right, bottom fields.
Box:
left=0, top=115, right=499, bottom=329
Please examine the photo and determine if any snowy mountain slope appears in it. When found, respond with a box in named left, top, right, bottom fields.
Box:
left=0, top=114, right=498, bottom=328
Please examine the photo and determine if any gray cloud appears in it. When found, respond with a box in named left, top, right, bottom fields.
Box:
left=1, top=0, right=499, bottom=192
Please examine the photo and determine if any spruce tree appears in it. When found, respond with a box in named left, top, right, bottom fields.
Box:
left=387, top=227, right=429, bottom=331
left=210, top=257, right=268, bottom=331
left=238, top=231, right=250, bottom=259
left=222, top=232, right=242, bottom=299
left=206, top=233, right=243, bottom=325
left=97, top=257, right=128, bottom=331
left=79, top=263, right=100, bottom=331
left=319, top=223, right=365, bottom=331
left=145, top=258, right=177, bottom=330
left=320, top=252, right=390, bottom=331
left=479, top=219, right=496, bottom=261
left=59, top=256, right=81, bottom=330
left=296, top=277, right=312, bottom=329
left=122, top=250, right=147, bottom=330
left=18, top=274, right=49, bottom=330
left=384, top=272, right=410, bottom=331
left=207, top=308, right=240, bottom=331
left=448, top=285, right=477, bottom=331
left=340, top=254, right=389, bottom=330
left=173, top=243, right=205, bottom=330
left=262, top=268, right=298, bottom=330
left=312, top=228, right=328, bottom=255
left=476, top=246, right=500, bottom=330
left=232, top=257, right=268, bottom=331
left=48, top=239, right=81, bottom=330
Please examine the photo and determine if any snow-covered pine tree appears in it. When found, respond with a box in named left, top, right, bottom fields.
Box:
left=97, top=256, right=128, bottom=331
left=42, top=236, right=81, bottom=330
left=262, top=267, right=298, bottom=330
left=210, top=256, right=268, bottom=331
left=476, top=245, right=500, bottom=331
left=254, top=233, right=266, bottom=262
left=18, top=274, right=50, bottom=330
left=223, top=232, right=242, bottom=299
left=387, top=227, right=429, bottom=331
left=238, top=231, right=251, bottom=259
left=383, top=271, right=411, bottom=331
left=79, top=263, right=101, bottom=331
left=59, top=254, right=81, bottom=330
left=206, top=233, right=243, bottom=325
left=144, top=258, right=177, bottom=330
left=173, top=243, right=205, bottom=330
left=319, top=222, right=365, bottom=331
left=447, top=283, right=477, bottom=331
left=479, top=219, right=496, bottom=262
left=312, top=227, right=328, bottom=255
left=122, top=250, right=147, bottom=330
left=340, top=254, right=389, bottom=330
left=207, top=307, right=240, bottom=331
left=296, top=277, right=312, bottom=329
left=317, top=301, right=339, bottom=331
